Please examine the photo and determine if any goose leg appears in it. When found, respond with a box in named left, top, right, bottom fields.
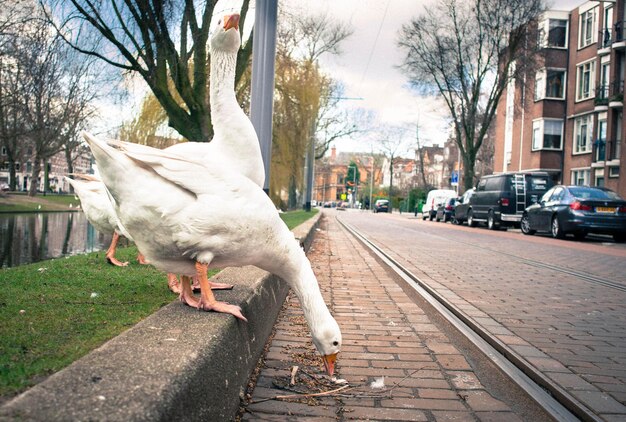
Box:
left=191, top=275, right=234, bottom=291
left=167, top=273, right=181, bottom=294
left=195, top=262, right=247, bottom=321
left=178, top=275, right=199, bottom=308
left=105, top=232, right=129, bottom=267
left=136, top=252, right=149, bottom=265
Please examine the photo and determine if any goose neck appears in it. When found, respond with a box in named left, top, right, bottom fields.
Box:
left=210, top=51, right=237, bottom=112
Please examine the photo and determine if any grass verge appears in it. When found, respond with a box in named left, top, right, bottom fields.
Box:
left=0, top=209, right=317, bottom=401
left=0, top=193, right=81, bottom=213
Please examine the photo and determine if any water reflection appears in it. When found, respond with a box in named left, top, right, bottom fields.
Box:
left=0, top=212, right=113, bottom=268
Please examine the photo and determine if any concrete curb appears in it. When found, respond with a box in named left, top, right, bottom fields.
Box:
left=0, top=212, right=322, bottom=422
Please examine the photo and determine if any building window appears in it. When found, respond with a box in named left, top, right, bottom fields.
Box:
left=0, top=162, right=8, bottom=171
left=574, top=115, right=593, bottom=154
left=579, top=7, right=597, bottom=48
left=608, top=166, right=620, bottom=178
left=576, top=60, right=595, bottom=101
left=546, top=70, right=565, bottom=98
left=548, top=19, right=568, bottom=47
left=1, top=146, right=6, bottom=156
left=532, top=119, right=563, bottom=150
left=26, top=162, right=32, bottom=172
left=595, top=169, right=605, bottom=187
left=15, top=162, right=20, bottom=171
left=535, top=69, right=565, bottom=100
left=571, top=169, right=590, bottom=185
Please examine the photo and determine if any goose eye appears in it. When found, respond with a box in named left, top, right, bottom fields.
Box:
left=333, top=341, right=339, bottom=346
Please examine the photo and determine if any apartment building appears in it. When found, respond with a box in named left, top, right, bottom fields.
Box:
left=494, top=0, right=625, bottom=197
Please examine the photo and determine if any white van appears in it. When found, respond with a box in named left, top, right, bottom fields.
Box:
left=422, top=189, right=457, bottom=221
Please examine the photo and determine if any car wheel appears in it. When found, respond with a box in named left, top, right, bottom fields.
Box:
left=487, top=211, right=499, bottom=230
left=467, top=210, right=476, bottom=227
left=422, top=214, right=427, bottom=220
left=614, top=233, right=626, bottom=243
left=551, top=216, right=565, bottom=239
left=520, top=213, right=535, bottom=235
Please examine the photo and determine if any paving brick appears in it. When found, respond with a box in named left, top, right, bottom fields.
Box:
left=344, top=406, right=429, bottom=421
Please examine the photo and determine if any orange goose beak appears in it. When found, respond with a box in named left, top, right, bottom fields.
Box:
left=223, top=14, right=240, bottom=31
left=322, top=353, right=338, bottom=377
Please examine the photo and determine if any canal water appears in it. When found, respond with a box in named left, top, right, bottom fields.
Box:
left=0, top=212, right=113, bottom=269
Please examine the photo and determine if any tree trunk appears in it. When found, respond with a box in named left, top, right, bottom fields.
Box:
left=28, top=158, right=41, bottom=197
left=65, top=148, right=74, bottom=193
left=463, top=156, right=475, bottom=191
left=8, top=158, right=16, bottom=191
left=288, top=175, right=297, bottom=210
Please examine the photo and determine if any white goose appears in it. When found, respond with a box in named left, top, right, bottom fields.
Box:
left=65, top=175, right=145, bottom=266
left=107, top=13, right=260, bottom=294
left=83, top=132, right=341, bottom=375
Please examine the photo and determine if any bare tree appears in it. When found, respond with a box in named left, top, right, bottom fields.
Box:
left=378, top=126, right=409, bottom=213
left=42, top=0, right=253, bottom=143
left=398, top=0, right=543, bottom=191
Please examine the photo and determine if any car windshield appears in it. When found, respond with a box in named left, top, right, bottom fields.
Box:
left=569, top=187, right=623, bottom=200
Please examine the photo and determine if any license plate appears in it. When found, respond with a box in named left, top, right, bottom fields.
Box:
left=596, top=207, right=616, bottom=213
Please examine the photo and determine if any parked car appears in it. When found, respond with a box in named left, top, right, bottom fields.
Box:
left=422, top=189, right=457, bottom=221
left=468, top=172, right=553, bottom=230
left=435, top=197, right=458, bottom=222
left=374, top=199, right=389, bottom=213
left=453, top=189, right=474, bottom=225
left=520, top=185, right=626, bottom=242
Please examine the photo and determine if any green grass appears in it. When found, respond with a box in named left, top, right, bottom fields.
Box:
left=0, top=210, right=316, bottom=399
left=279, top=208, right=318, bottom=229
left=0, top=193, right=81, bottom=212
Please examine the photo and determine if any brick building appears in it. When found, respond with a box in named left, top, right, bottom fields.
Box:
left=313, top=146, right=384, bottom=205
left=494, top=1, right=625, bottom=197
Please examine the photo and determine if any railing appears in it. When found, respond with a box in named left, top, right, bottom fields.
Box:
left=599, top=28, right=612, bottom=48
left=595, top=84, right=610, bottom=106
left=615, top=21, right=626, bottom=43
left=610, top=80, right=624, bottom=102
left=607, top=139, right=622, bottom=161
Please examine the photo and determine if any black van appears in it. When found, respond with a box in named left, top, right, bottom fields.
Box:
left=467, top=172, right=553, bottom=230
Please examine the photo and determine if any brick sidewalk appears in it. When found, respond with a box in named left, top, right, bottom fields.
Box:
left=241, top=214, right=524, bottom=421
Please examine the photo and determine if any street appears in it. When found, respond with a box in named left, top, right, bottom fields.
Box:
left=338, top=209, right=626, bottom=420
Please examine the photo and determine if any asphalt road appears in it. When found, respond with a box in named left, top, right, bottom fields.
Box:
left=336, top=209, right=626, bottom=421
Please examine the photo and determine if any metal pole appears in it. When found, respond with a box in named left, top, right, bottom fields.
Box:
left=250, top=0, right=278, bottom=194
left=303, top=118, right=315, bottom=212
left=369, top=156, right=374, bottom=212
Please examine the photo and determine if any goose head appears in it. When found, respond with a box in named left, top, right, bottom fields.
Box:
left=211, top=13, right=241, bottom=53
left=311, top=317, right=342, bottom=377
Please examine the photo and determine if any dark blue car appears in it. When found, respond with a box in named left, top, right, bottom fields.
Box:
left=520, top=185, right=626, bottom=242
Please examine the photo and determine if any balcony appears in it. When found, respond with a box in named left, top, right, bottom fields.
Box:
left=607, top=139, right=622, bottom=163
left=598, top=28, right=612, bottom=55
left=615, top=21, right=626, bottom=49
left=609, top=80, right=624, bottom=108
left=592, top=140, right=606, bottom=167
left=594, top=84, right=609, bottom=111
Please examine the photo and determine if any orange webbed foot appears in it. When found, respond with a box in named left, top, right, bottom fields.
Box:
left=167, top=273, right=181, bottom=294
left=136, top=253, right=150, bottom=265
left=198, top=297, right=247, bottom=322
left=106, top=256, right=129, bottom=267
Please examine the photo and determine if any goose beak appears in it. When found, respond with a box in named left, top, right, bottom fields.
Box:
left=223, top=14, right=240, bottom=31
left=322, top=353, right=338, bottom=376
